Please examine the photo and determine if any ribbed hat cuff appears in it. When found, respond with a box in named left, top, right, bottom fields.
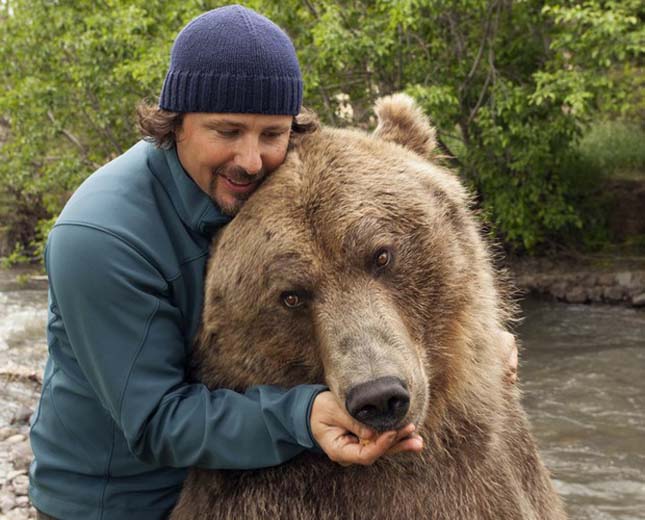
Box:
left=159, top=71, right=303, bottom=115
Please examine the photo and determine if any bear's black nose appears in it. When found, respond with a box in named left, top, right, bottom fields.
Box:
left=345, top=376, right=410, bottom=431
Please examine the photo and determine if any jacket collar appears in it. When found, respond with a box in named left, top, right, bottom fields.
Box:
left=154, top=143, right=232, bottom=237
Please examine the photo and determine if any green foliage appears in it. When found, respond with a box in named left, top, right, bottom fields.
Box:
left=254, top=0, right=644, bottom=251
left=30, top=215, right=57, bottom=264
left=1, top=0, right=643, bottom=257
left=0, top=0, right=208, bottom=189
left=466, top=79, right=584, bottom=250
left=577, top=120, right=645, bottom=177
left=1, top=242, right=30, bottom=268
left=0, top=0, right=214, bottom=260
left=539, top=0, right=645, bottom=118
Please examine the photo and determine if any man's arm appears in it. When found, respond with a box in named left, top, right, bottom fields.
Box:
left=47, top=223, right=516, bottom=469
left=46, top=223, right=326, bottom=470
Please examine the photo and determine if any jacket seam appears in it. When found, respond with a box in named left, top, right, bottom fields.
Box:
left=29, top=365, right=57, bottom=429
left=146, top=148, right=199, bottom=238
left=145, top=150, right=221, bottom=253
left=48, top=371, right=98, bottom=473
left=30, top=486, right=173, bottom=516
left=98, top=419, right=118, bottom=520
left=179, top=249, right=209, bottom=266
left=53, top=221, right=178, bottom=284
left=117, top=298, right=161, bottom=433
left=193, top=203, right=212, bottom=230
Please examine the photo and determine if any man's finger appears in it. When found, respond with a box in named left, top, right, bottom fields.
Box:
left=345, top=417, right=376, bottom=441
left=356, top=423, right=415, bottom=446
left=350, top=430, right=398, bottom=465
left=336, top=424, right=420, bottom=464
left=385, top=433, right=424, bottom=456
left=393, top=423, right=416, bottom=441
left=499, top=330, right=518, bottom=385
left=315, top=392, right=375, bottom=440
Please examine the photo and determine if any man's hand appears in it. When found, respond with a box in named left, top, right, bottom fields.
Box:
left=499, top=330, right=518, bottom=384
left=310, top=391, right=423, bottom=466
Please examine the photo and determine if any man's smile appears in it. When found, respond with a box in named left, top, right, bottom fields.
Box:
left=220, top=174, right=258, bottom=194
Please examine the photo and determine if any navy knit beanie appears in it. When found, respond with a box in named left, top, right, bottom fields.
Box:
left=159, top=5, right=302, bottom=115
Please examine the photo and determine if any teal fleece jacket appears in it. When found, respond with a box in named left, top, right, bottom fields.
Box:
left=29, top=140, right=326, bottom=520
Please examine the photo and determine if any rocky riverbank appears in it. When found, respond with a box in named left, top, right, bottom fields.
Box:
left=0, top=409, right=36, bottom=520
left=0, top=267, right=46, bottom=520
left=508, top=255, right=645, bottom=307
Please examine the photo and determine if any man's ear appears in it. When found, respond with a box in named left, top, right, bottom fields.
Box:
left=373, top=93, right=438, bottom=161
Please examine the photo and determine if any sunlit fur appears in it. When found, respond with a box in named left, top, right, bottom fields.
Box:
left=171, top=94, right=566, bottom=520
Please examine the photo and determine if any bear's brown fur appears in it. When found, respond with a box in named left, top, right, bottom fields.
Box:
left=171, top=94, right=566, bottom=520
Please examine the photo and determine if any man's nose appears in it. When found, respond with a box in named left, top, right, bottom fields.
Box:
left=234, top=138, right=263, bottom=175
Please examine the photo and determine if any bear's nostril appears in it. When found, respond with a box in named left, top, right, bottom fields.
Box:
left=389, top=396, right=408, bottom=414
left=355, top=405, right=379, bottom=423
left=345, top=376, right=410, bottom=431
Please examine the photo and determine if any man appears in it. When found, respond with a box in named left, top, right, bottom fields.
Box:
left=28, top=6, right=426, bottom=519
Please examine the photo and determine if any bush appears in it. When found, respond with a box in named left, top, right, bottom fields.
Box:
left=1, top=0, right=643, bottom=259
left=577, top=120, right=645, bottom=178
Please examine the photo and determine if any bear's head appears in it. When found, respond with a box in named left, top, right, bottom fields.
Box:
left=196, top=94, right=512, bottom=435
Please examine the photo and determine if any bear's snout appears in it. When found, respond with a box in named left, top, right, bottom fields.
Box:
left=345, top=376, right=410, bottom=431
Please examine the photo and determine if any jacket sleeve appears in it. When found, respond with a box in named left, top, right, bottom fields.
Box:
left=45, top=223, right=327, bottom=470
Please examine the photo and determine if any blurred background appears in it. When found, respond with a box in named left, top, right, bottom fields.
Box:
left=1, top=0, right=644, bottom=259
left=0, top=1, right=643, bottom=519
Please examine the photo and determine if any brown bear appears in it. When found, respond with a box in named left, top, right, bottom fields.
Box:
left=170, top=94, right=566, bottom=520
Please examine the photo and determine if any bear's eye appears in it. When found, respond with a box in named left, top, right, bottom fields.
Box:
left=373, top=248, right=392, bottom=269
left=281, top=291, right=305, bottom=308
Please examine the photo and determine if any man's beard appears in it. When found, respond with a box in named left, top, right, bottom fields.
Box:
left=209, top=164, right=267, bottom=216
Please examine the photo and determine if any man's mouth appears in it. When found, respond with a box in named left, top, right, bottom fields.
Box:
left=220, top=175, right=258, bottom=194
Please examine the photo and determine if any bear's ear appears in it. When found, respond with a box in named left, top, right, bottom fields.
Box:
left=373, top=93, right=438, bottom=161
left=289, top=107, right=321, bottom=149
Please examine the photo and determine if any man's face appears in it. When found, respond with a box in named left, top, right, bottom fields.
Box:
left=175, top=112, right=293, bottom=215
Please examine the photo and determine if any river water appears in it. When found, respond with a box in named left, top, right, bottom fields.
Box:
left=0, top=269, right=643, bottom=519
left=0, top=271, right=48, bottom=431
left=519, top=299, right=645, bottom=520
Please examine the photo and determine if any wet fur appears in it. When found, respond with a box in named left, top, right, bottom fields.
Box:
left=171, top=94, right=566, bottom=520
